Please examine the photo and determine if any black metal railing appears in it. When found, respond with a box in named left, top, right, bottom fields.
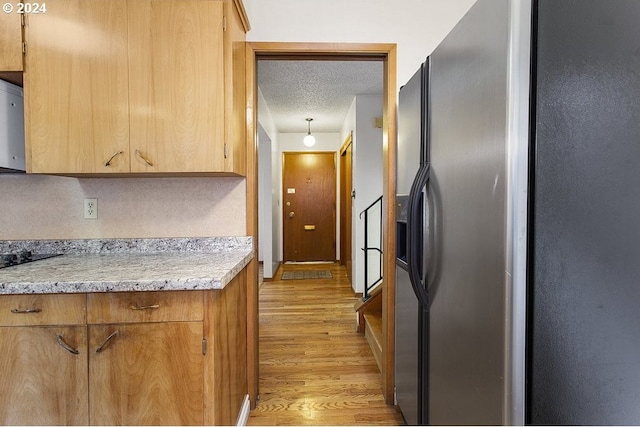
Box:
left=360, top=195, right=383, bottom=301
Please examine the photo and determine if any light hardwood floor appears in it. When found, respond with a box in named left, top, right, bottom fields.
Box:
left=247, top=263, right=404, bottom=426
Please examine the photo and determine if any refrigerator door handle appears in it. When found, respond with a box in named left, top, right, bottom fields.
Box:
left=407, top=162, right=431, bottom=308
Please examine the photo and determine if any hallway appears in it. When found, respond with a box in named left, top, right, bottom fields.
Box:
left=247, top=263, right=404, bottom=426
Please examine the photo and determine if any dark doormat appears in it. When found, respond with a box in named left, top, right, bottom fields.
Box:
left=281, top=270, right=333, bottom=280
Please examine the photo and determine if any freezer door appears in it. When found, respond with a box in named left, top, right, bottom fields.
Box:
left=529, top=1, right=640, bottom=424
left=427, top=0, right=510, bottom=424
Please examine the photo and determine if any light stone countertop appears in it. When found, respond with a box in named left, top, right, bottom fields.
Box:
left=0, top=237, right=254, bottom=295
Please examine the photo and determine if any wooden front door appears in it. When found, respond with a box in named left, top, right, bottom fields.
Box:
left=339, top=135, right=353, bottom=283
left=283, top=152, right=336, bottom=262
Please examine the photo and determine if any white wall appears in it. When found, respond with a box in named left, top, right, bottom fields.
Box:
left=337, top=95, right=384, bottom=293
left=353, top=95, right=384, bottom=294
left=341, top=99, right=357, bottom=146
left=258, top=125, right=274, bottom=278
left=257, top=88, right=280, bottom=277
left=243, top=0, right=477, bottom=87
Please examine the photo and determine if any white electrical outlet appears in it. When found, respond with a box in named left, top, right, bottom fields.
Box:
left=84, top=198, right=98, bottom=219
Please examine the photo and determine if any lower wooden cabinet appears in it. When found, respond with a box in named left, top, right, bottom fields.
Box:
left=89, top=322, right=204, bottom=425
left=0, top=325, right=89, bottom=425
left=0, top=268, right=248, bottom=426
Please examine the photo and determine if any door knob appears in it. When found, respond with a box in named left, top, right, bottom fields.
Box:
left=289, top=211, right=295, bottom=218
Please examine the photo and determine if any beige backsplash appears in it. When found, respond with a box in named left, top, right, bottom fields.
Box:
left=0, top=174, right=247, bottom=240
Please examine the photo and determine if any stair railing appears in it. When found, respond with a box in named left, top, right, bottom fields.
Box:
left=359, top=195, right=383, bottom=301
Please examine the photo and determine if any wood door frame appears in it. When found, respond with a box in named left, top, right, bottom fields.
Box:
left=339, top=133, right=354, bottom=283
left=245, top=42, right=397, bottom=405
left=282, top=151, right=337, bottom=262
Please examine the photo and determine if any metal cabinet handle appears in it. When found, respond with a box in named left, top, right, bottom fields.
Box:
left=56, top=335, right=79, bottom=355
left=95, top=330, right=119, bottom=353
left=130, top=303, right=160, bottom=311
left=105, top=151, right=124, bottom=167
left=11, top=308, right=42, bottom=314
left=135, top=149, right=154, bottom=166
left=289, top=211, right=295, bottom=218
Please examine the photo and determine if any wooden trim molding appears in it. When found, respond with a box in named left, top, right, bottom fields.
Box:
left=339, top=132, right=353, bottom=156
left=231, top=0, right=251, bottom=33
left=381, top=45, right=398, bottom=405
left=244, top=42, right=259, bottom=409
left=249, top=42, right=395, bottom=58
left=245, top=41, right=398, bottom=405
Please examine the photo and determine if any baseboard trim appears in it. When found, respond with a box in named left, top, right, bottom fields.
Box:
left=236, top=394, right=251, bottom=426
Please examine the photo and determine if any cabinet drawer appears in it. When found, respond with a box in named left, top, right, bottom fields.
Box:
left=0, top=294, right=86, bottom=326
left=87, top=291, right=203, bottom=324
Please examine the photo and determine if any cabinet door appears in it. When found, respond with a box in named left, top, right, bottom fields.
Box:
left=0, top=326, right=89, bottom=425
left=223, top=0, right=247, bottom=175
left=24, top=0, right=130, bottom=173
left=128, top=0, right=225, bottom=173
left=89, top=322, right=204, bottom=425
left=0, top=8, right=22, bottom=71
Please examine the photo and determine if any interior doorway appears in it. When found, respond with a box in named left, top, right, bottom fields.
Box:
left=245, top=42, right=398, bottom=407
left=282, top=152, right=337, bottom=262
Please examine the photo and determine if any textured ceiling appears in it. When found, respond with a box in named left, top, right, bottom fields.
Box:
left=257, top=60, right=384, bottom=133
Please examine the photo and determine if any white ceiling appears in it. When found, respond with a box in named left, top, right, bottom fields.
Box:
left=257, top=60, right=384, bottom=134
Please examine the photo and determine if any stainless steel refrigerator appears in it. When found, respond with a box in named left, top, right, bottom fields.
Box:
left=395, top=0, right=640, bottom=424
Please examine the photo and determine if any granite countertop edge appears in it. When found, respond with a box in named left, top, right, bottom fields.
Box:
left=0, top=237, right=254, bottom=295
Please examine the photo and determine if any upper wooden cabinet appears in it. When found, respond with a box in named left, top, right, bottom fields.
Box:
left=128, top=0, right=225, bottom=173
left=0, top=9, right=23, bottom=72
left=23, top=0, right=249, bottom=175
left=24, top=0, right=130, bottom=174
left=223, top=0, right=248, bottom=176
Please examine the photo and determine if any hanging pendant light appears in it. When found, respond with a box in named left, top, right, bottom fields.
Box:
left=303, top=118, right=316, bottom=147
